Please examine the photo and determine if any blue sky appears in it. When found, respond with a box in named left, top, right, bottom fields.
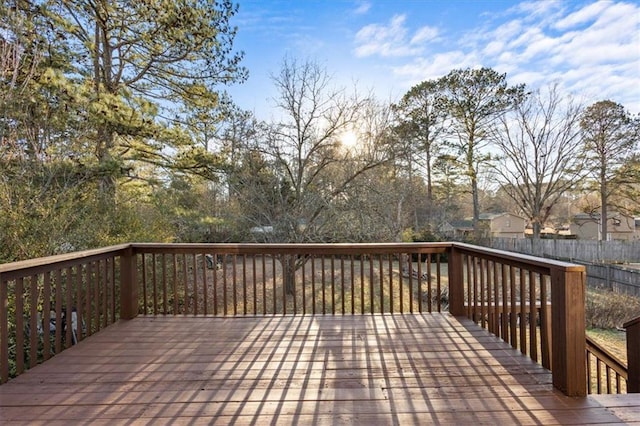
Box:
left=227, top=0, right=640, bottom=119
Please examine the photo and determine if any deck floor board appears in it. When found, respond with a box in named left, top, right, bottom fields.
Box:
left=0, top=314, right=636, bottom=425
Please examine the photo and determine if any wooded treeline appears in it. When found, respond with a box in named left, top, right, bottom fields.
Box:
left=2, top=1, right=639, bottom=262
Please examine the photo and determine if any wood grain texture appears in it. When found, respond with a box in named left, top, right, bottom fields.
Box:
left=625, top=316, right=640, bottom=393
left=0, top=314, right=633, bottom=425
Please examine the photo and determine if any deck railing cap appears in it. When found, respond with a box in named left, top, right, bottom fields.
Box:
left=450, top=242, right=585, bottom=272
left=624, top=316, right=640, bottom=329
left=0, top=243, right=131, bottom=275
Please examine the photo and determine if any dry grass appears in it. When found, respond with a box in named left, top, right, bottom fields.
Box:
left=587, top=328, right=627, bottom=364
left=586, top=288, right=640, bottom=330
left=584, top=289, right=638, bottom=394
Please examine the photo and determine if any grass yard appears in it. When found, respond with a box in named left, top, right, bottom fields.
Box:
left=585, top=286, right=639, bottom=366
left=587, top=328, right=627, bottom=364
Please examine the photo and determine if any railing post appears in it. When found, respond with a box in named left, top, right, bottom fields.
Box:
left=120, top=246, right=139, bottom=320
left=448, top=246, right=465, bottom=316
left=550, top=266, right=587, bottom=396
left=624, top=316, right=640, bottom=393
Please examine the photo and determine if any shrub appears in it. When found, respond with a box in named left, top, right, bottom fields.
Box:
left=586, top=288, right=640, bottom=329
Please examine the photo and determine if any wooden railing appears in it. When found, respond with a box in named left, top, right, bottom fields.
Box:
left=586, top=336, right=628, bottom=394
left=0, top=242, right=594, bottom=396
left=131, top=243, right=449, bottom=316
left=447, top=243, right=587, bottom=396
left=585, top=316, right=640, bottom=395
left=0, top=245, right=129, bottom=383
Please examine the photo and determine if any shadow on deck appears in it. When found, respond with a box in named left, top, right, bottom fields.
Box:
left=0, top=314, right=636, bottom=425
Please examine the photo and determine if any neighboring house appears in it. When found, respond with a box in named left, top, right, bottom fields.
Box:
left=439, top=220, right=474, bottom=240
left=570, top=212, right=637, bottom=241
left=440, top=213, right=526, bottom=240
left=478, top=213, right=526, bottom=239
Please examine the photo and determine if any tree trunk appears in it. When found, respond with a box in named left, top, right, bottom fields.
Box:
left=471, top=173, right=481, bottom=242
left=601, top=178, right=608, bottom=241
left=425, top=146, right=433, bottom=221
left=282, top=254, right=297, bottom=295
left=93, top=10, right=118, bottom=199
left=532, top=221, right=541, bottom=239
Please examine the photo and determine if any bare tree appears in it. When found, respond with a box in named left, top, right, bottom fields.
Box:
left=241, top=58, right=390, bottom=293
left=258, top=58, right=388, bottom=242
left=491, top=84, right=584, bottom=238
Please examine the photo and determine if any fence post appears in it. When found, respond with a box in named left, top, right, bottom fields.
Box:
left=448, top=246, right=465, bottom=316
left=550, top=266, right=587, bottom=396
left=624, top=316, right=640, bottom=393
left=120, top=246, right=139, bottom=320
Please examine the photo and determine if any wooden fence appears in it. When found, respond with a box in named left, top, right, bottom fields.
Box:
left=581, top=263, right=640, bottom=298
left=491, top=239, right=640, bottom=263
left=491, top=239, right=640, bottom=297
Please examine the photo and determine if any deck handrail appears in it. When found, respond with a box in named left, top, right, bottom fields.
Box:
left=1, top=242, right=589, bottom=396
left=0, top=244, right=131, bottom=279
left=129, top=242, right=451, bottom=317
left=447, top=243, right=587, bottom=396
left=586, top=335, right=628, bottom=394
left=0, top=245, right=129, bottom=383
left=585, top=316, right=640, bottom=395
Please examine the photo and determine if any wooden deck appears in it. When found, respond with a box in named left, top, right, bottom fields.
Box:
left=0, top=314, right=637, bottom=425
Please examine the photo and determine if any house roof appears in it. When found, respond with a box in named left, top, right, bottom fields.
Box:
left=573, top=213, right=598, bottom=221
left=574, top=212, right=633, bottom=221
left=449, top=220, right=473, bottom=230
left=476, top=212, right=526, bottom=221
left=478, top=213, right=502, bottom=220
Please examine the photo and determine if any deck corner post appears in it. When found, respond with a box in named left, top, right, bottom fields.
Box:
left=120, top=246, right=139, bottom=320
left=624, top=316, right=640, bottom=393
left=551, top=266, right=587, bottom=397
left=448, top=246, right=465, bottom=316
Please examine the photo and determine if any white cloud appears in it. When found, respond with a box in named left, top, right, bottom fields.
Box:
left=459, top=1, right=638, bottom=112
left=507, top=70, right=547, bottom=87
left=392, top=51, right=478, bottom=82
left=353, top=1, right=371, bottom=15
left=483, top=41, right=504, bottom=57
left=554, top=1, right=610, bottom=30
left=550, top=7, right=639, bottom=68
left=345, top=0, right=639, bottom=113
left=517, top=32, right=557, bottom=62
left=230, top=0, right=640, bottom=121
left=354, top=14, right=409, bottom=57
left=492, top=19, right=524, bottom=41
left=511, top=0, right=562, bottom=17
left=353, top=14, right=440, bottom=58
left=410, top=26, right=439, bottom=45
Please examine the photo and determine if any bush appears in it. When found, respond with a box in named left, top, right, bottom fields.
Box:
left=586, top=288, right=640, bottom=329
